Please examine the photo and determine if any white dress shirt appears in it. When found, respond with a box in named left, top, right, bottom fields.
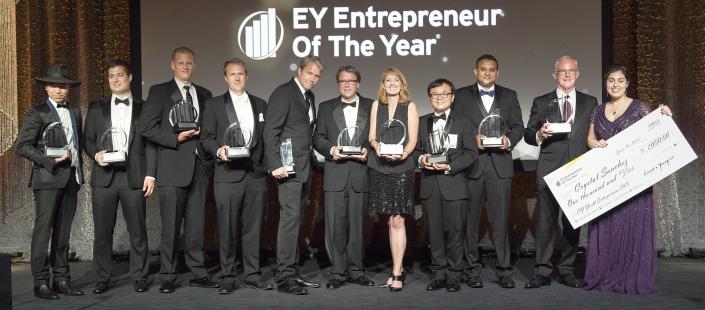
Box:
left=478, top=84, right=496, bottom=113
left=48, top=97, right=79, bottom=182
left=229, top=90, right=255, bottom=145
left=556, top=88, right=577, bottom=123
left=293, top=77, right=314, bottom=123
left=110, top=93, right=133, bottom=154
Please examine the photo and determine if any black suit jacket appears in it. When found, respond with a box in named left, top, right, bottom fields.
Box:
left=140, top=79, right=213, bottom=187
left=201, top=91, right=268, bottom=183
left=414, top=110, right=478, bottom=201
left=312, top=95, right=372, bottom=192
left=83, top=96, right=157, bottom=188
left=453, top=83, right=524, bottom=179
left=263, top=78, right=317, bottom=181
left=524, top=90, right=598, bottom=178
left=15, top=100, right=84, bottom=189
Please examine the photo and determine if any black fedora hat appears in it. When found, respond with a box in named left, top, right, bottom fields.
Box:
left=35, top=64, right=81, bottom=86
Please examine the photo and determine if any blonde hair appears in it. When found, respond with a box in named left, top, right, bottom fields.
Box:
left=377, top=67, right=411, bottom=105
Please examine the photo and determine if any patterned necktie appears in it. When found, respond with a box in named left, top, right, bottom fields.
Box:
left=183, top=85, right=193, bottom=105
left=563, top=95, right=572, bottom=122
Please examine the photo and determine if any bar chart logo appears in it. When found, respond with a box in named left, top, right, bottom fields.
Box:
left=237, top=8, right=284, bottom=60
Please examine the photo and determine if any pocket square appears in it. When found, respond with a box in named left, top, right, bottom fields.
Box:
left=259, top=113, right=265, bottom=122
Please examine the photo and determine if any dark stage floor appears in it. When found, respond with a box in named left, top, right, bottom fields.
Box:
left=9, top=254, right=705, bottom=310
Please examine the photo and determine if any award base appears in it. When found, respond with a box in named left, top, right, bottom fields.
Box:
left=103, top=151, right=126, bottom=164
left=285, top=165, right=296, bottom=175
left=340, top=146, right=363, bottom=155
left=547, top=122, right=572, bottom=133
left=481, top=137, right=504, bottom=148
left=427, top=154, right=448, bottom=164
left=173, top=122, right=198, bottom=133
left=226, top=147, right=250, bottom=159
left=45, top=148, right=69, bottom=158
left=379, top=143, right=403, bottom=156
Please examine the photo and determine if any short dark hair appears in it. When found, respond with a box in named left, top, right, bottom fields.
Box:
left=171, top=46, right=195, bottom=60
left=107, top=59, right=131, bottom=75
left=603, top=64, right=630, bottom=83
left=427, top=78, right=455, bottom=96
left=336, top=65, right=361, bottom=83
left=223, top=58, right=248, bottom=75
left=475, top=54, right=499, bottom=69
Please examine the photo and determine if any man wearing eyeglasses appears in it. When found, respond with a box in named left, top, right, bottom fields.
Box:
left=312, top=65, right=375, bottom=290
left=523, top=55, right=597, bottom=289
left=453, top=54, right=525, bottom=289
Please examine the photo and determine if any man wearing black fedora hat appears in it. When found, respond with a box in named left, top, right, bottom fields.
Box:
left=16, top=64, right=86, bottom=299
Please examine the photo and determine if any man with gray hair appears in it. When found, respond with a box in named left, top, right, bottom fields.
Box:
left=523, top=56, right=597, bottom=289
left=264, top=55, right=324, bottom=295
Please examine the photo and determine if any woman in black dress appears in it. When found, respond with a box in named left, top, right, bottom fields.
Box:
left=367, top=67, right=419, bottom=292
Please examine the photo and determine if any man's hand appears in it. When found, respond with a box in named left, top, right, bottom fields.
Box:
left=143, top=178, right=155, bottom=197
left=332, top=147, right=348, bottom=161
left=476, top=134, right=485, bottom=150
left=271, top=167, right=289, bottom=179
left=498, top=135, right=510, bottom=150
left=177, top=129, right=199, bottom=142
left=419, top=154, right=435, bottom=170
left=217, top=146, right=230, bottom=162
left=351, top=147, right=368, bottom=161
left=95, top=150, right=109, bottom=167
left=54, top=153, right=70, bottom=165
left=538, top=123, right=553, bottom=141
left=432, top=162, right=450, bottom=171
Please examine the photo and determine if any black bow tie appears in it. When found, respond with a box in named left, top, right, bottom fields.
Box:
left=432, top=113, right=446, bottom=121
left=114, top=97, right=130, bottom=106
left=342, top=100, right=357, bottom=108
left=480, top=89, right=495, bottom=97
left=56, top=102, right=68, bottom=108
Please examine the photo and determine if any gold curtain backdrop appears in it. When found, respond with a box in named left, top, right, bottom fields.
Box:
left=1, top=0, right=704, bottom=259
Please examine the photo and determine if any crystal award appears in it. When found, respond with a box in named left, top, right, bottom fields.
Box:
left=43, top=121, right=69, bottom=158
left=478, top=109, right=506, bottom=148
left=223, top=122, right=251, bottom=159
left=378, top=119, right=406, bottom=156
left=426, top=129, right=450, bottom=164
left=99, top=127, right=128, bottom=164
left=280, top=138, right=295, bottom=175
left=545, top=98, right=572, bottom=133
left=337, top=126, right=363, bottom=155
left=168, top=99, right=198, bottom=132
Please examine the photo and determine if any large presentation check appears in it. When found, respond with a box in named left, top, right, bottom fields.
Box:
left=544, top=109, right=697, bottom=229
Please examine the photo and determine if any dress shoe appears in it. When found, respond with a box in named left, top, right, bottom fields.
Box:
left=446, top=280, right=461, bottom=292
left=93, top=281, right=110, bottom=294
left=278, top=279, right=308, bottom=295
left=53, top=281, right=84, bottom=296
left=34, top=284, right=59, bottom=300
left=134, top=280, right=150, bottom=293
left=217, top=282, right=238, bottom=295
left=499, top=275, right=516, bottom=289
left=558, top=273, right=583, bottom=288
left=389, top=274, right=405, bottom=293
left=190, top=277, right=220, bottom=288
left=467, top=275, right=483, bottom=288
left=159, top=281, right=177, bottom=293
left=326, top=278, right=345, bottom=289
left=524, top=275, right=551, bottom=289
left=294, top=276, right=321, bottom=288
left=425, top=279, right=447, bottom=291
left=243, top=279, right=274, bottom=290
left=348, top=275, right=374, bottom=286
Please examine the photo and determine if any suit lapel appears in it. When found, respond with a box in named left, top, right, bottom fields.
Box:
left=573, top=93, right=588, bottom=131
left=470, top=85, right=489, bottom=118
left=102, top=97, right=112, bottom=130
left=332, top=98, right=346, bottom=131
left=128, top=100, right=140, bottom=148
left=488, top=87, right=500, bottom=114
left=246, top=92, right=260, bottom=150
left=223, top=92, right=238, bottom=124
left=355, top=97, right=369, bottom=132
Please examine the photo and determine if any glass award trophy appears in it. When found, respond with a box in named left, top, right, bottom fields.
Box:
left=477, top=109, right=505, bottom=148
left=43, top=122, right=69, bottom=157
left=337, top=126, right=363, bottom=155
left=545, top=98, right=572, bottom=133
left=378, top=119, right=406, bottom=156
left=280, top=138, right=295, bottom=174
left=99, top=127, right=128, bottom=164
left=169, top=99, right=199, bottom=132
left=223, top=122, right=251, bottom=159
left=426, top=129, right=450, bottom=164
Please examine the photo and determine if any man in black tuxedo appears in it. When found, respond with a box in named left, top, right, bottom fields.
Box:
left=140, top=47, right=217, bottom=293
left=312, top=66, right=375, bottom=290
left=200, top=58, right=272, bottom=294
left=83, top=60, right=155, bottom=294
left=415, top=79, right=478, bottom=293
left=523, top=56, right=597, bottom=289
left=15, top=64, right=85, bottom=299
left=453, top=54, right=524, bottom=289
left=264, top=55, right=324, bottom=295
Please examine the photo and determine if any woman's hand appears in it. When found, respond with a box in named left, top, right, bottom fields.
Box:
left=659, top=104, right=672, bottom=117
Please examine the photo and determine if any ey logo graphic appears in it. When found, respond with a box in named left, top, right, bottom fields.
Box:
left=237, top=8, right=284, bottom=60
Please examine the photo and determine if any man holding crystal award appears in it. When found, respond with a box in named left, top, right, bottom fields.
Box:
left=453, top=54, right=525, bottom=289
left=264, top=56, right=325, bottom=295
left=140, top=47, right=217, bottom=293
left=312, top=65, right=375, bottom=290
left=200, top=58, right=271, bottom=294
left=15, top=64, right=85, bottom=299
left=415, top=79, right=478, bottom=293
left=83, top=60, right=155, bottom=294
left=523, top=56, right=597, bottom=289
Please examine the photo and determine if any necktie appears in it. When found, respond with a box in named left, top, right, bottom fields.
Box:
left=480, top=89, right=495, bottom=97
left=304, top=90, right=313, bottom=111
left=114, top=97, right=130, bottom=106
left=432, top=113, right=446, bottom=122
left=341, top=100, right=356, bottom=108
left=183, top=85, right=194, bottom=105
left=562, top=95, right=572, bottom=122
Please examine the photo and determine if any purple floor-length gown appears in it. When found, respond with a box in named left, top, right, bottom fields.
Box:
left=583, top=99, right=657, bottom=294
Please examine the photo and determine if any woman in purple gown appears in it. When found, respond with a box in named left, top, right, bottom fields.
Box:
left=584, top=65, right=672, bottom=294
